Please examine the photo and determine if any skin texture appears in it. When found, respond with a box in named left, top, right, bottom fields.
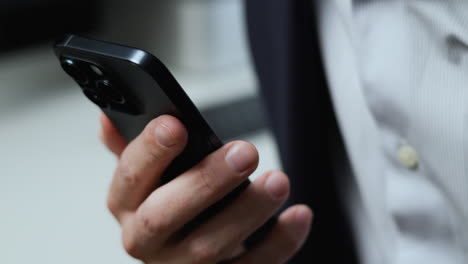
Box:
left=100, top=113, right=313, bottom=264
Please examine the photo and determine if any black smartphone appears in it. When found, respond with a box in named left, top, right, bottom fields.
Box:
left=54, top=34, right=225, bottom=183
left=54, top=35, right=275, bottom=245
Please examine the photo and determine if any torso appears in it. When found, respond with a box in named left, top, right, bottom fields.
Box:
left=317, top=0, right=468, bottom=263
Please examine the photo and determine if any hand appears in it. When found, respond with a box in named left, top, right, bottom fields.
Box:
left=100, top=114, right=313, bottom=264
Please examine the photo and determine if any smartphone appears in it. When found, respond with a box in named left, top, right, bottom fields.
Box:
left=54, top=34, right=228, bottom=183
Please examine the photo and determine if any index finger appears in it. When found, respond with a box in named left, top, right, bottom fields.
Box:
left=107, top=115, right=188, bottom=220
left=100, top=113, right=128, bottom=157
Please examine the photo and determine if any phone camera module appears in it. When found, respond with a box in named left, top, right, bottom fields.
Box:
left=60, top=59, right=88, bottom=85
left=82, top=88, right=107, bottom=108
left=96, top=80, right=126, bottom=104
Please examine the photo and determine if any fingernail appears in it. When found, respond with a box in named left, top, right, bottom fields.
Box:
left=225, top=143, right=256, bottom=175
left=155, top=123, right=176, bottom=147
left=293, top=206, right=313, bottom=236
left=265, top=172, right=289, bottom=200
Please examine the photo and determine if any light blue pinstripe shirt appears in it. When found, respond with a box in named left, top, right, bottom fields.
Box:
left=317, top=0, right=468, bottom=263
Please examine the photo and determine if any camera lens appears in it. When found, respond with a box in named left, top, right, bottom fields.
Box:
left=82, top=88, right=108, bottom=108
left=60, top=59, right=88, bottom=85
left=90, top=64, right=104, bottom=76
left=96, top=80, right=126, bottom=104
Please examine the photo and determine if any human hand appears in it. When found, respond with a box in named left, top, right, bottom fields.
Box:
left=100, top=114, right=312, bottom=264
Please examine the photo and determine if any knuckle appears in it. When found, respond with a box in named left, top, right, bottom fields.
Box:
left=189, top=239, right=221, bottom=264
left=196, top=165, right=218, bottom=196
left=136, top=207, right=170, bottom=236
left=106, top=194, right=120, bottom=218
left=115, top=159, right=141, bottom=187
left=122, top=230, right=143, bottom=259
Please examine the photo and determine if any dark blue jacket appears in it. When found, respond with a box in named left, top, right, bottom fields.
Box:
left=245, top=1, right=358, bottom=263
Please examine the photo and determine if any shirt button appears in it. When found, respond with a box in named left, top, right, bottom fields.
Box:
left=397, top=143, right=419, bottom=170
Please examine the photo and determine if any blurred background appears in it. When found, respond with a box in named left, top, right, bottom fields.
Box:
left=0, top=0, right=281, bottom=263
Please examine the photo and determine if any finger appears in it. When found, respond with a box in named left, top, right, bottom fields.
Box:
left=233, top=205, right=313, bottom=264
left=180, top=170, right=290, bottom=263
left=107, top=115, right=188, bottom=220
left=124, top=141, right=259, bottom=257
left=100, top=113, right=127, bottom=157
